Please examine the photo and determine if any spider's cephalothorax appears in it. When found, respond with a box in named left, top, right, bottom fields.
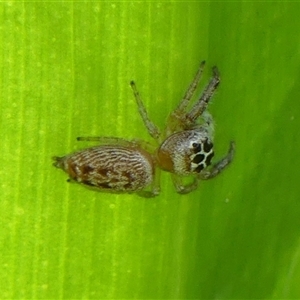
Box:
left=157, top=129, right=214, bottom=175
left=53, top=61, right=235, bottom=197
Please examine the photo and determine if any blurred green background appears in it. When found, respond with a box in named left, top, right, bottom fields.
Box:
left=1, top=1, right=300, bottom=299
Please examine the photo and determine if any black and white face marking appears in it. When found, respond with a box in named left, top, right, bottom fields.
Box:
left=190, top=139, right=214, bottom=173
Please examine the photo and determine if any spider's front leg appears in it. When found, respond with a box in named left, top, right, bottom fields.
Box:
left=167, top=61, right=206, bottom=132
left=185, top=66, right=220, bottom=128
left=199, top=141, right=235, bottom=180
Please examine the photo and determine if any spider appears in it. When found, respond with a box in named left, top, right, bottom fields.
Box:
left=53, top=61, right=235, bottom=197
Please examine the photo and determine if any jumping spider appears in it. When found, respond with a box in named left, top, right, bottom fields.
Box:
left=53, top=61, right=235, bottom=197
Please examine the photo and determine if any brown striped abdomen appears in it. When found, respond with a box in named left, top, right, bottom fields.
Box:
left=54, top=146, right=154, bottom=192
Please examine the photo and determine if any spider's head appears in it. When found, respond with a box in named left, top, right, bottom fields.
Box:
left=157, top=128, right=214, bottom=175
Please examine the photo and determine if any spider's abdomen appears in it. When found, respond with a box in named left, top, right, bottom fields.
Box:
left=157, top=129, right=214, bottom=175
left=53, top=146, right=154, bottom=192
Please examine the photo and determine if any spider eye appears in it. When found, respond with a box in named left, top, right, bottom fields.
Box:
left=203, top=140, right=213, bottom=152
left=192, top=142, right=202, bottom=153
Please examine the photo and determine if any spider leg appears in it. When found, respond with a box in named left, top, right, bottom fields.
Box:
left=77, top=136, right=156, bottom=152
left=200, top=141, right=235, bottom=180
left=186, top=66, right=220, bottom=125
left=77, top=136, right=132, bottom=144
left=167, top=61, right=206, bottom=132
left=130, top=81, right=161, bottom=140
left=138, top=168, right=161, bottom=198
left=76, top=136, right=141, bottom=148
left=201, top=111, right=215, bottom=138
left=171, top=174, right=199, bottom=194
left=173, top=60, right=206, bottom=114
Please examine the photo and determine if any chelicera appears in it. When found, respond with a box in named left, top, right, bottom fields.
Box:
left=53, top=61, right=235, bottom=197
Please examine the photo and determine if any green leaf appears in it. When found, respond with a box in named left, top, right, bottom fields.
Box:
left=1, top=2, right=300, bottom=299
